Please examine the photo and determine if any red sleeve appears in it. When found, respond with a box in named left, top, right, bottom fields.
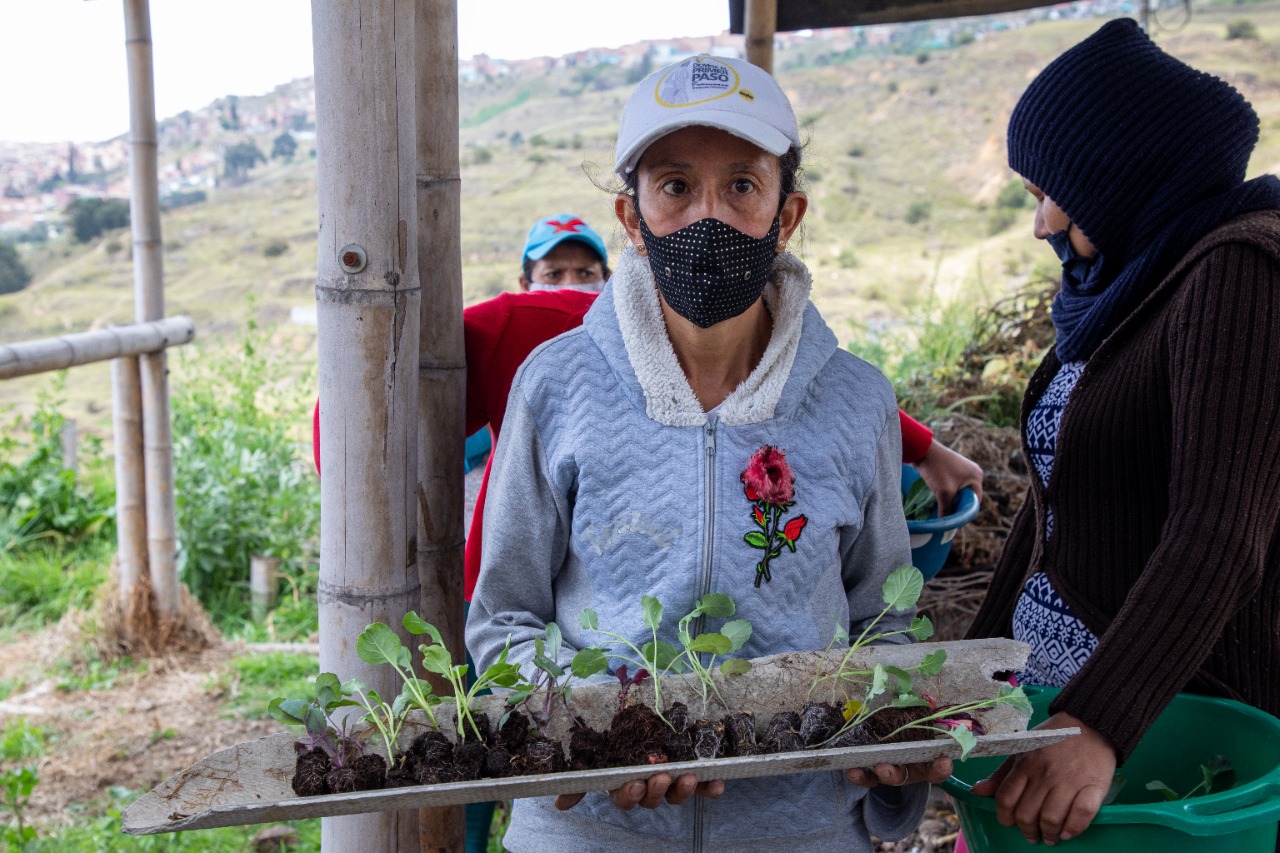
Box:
left=312, top=399, right=321, bottom=475
left=899, top=410, right=932, bottom=464
left=464, top=298, right=510, bottom=436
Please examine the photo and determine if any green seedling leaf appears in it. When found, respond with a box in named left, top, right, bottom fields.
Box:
left=890, top=693, right=930, bottom=708
left=884, top=665, right=913, bottom=694
left=391, top=693, right=412, bottom=718
left=720, top=658, right=752, bottom=676
left=480, top=660, right=522, bottom=689
left=304, top=706, right=328, bottom=739
left=579, top=609, right=599, bottom=631
left=315, top=672, right=343, bottom=709
left=545, top=622, right=563, bottom=662
left=903, top=478, right=938, bottom=522
left=420, top=644, right=453, bottom=675
left=268, top=698, right=309, bottom=726
left=1146, top=780, right=1180, bottom=801
left=1203, top=755, right=1234, bottom=795
left=832, top=620, right=849, bottom=645
left=917, top=649, right=947, bottom=676
left=997, top=685, right=1033, bottom=717
left=571, top=647, right=608, bottom=679
left=882, top=566, right=924, bottom=611
left=403, top=611, right=444, bottom=645
left=721, top=619, right=752, bottom=652
left=687, top=633, right=733, bottom=656
left=949, top=724, right=978, bottom=760
left=695, top=593, right=735, bottom=619
left=641, top=639, right=682, bottom=671
left=641, top=596, right=663, bottom=631
left=909, top=615, right=934, bottom=641
left=358, top=623, right=411, bottom=670
left=869, top=664, right=889, bottom=698
left=402, top=678, right=437, bottom=704
left=1103, top=772, right=1128, bottom=806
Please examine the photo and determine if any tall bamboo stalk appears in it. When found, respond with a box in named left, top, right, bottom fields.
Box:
left=313, top=1, right=422, bottom=849
left=123, top=0, right=179, bottom=615
left=112, top=356, right=147, bottom=605
left=746, top=0, right=778, bottom=73
left=415, top=2, right=465, bottom=849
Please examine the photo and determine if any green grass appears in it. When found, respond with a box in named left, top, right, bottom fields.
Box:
left=53, top=655, right=142, bottom=694
left=209, top=651, right=318, bottom=720
left=0, top=719, right=49, bottom=763
left=0, top=538, right=112, bottom=633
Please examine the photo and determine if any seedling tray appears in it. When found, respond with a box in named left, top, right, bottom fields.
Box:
left=123, top=638, right=1077, bottom=835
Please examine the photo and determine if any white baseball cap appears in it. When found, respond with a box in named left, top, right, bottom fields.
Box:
left=614, top=54, right=801, bottom=177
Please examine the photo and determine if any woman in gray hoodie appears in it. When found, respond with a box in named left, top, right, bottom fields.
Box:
left=466, top=54, right=951, bottom=853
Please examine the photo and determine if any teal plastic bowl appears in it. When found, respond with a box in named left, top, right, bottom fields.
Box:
left=901, top=464, right=980, bottom=579
left=944, top=687, right=1280, bottom=852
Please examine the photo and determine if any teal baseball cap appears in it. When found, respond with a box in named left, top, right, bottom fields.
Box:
left=522, top=213, right=608, bottom=265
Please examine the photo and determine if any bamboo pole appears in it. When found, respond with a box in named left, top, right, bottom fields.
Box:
left=0, top=317, right=195, bottom=379
left=313, top=1, right=422, bottom=849
left=123, top=0, right=179, bottom=616
left=112, top=356, right=148, bottom=606
left=415, top=2, right=466, bottom=849
left=745, top=0, right=778, bottom=73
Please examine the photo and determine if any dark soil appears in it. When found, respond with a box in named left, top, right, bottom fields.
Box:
left=410, top=730, right=454, bottom=766
left=608, top=703, right=670, bottom=767
left=351, top=753, right=387, bottom=790
left=384, top=752, right=417, bottom=788
left=496, top=710, right=530, bottom=753
left=325, top=765, right=358, bottom=793
left=483, top=746, right=516, bottom=778
left=759, top=711, right=804, bottom=754
left=568, top=722, right=610, bottom=771
left=799, top=701, right=846, bottom=746
left=517, top=736, right=567, bottom=775
left=452, top=740, right=487, bottom=781
left=690, top=719, right=724, bottom=760
left=866, top=706, right=937, bottom=743
left=826, top=723, right=877, bottom=749
left=290, top=747, right=330, bottom=796
left=460, top=712, right=492, bottom=745
left=722, top=711, right=757, bottom=757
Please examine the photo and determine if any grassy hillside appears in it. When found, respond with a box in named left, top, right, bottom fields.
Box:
left=3, top=6, right=1279, bottom=433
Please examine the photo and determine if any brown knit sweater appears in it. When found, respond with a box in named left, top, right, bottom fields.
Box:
left=967, top=210, right=1280, bottom=762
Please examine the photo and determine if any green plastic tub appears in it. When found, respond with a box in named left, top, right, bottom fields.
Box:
left=944, top=687, right=1280, bottom=852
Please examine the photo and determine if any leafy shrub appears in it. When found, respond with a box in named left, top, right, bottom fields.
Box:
left=0, top=381, right=114, bottom=553
left=1226, top=18, right=1259, bottom=39
left=996, top=178, right=1031, bottom=209
left=0, top=719, right=49, bottom=762
left=905, top=200, right=932, bottom=225
left=263, top=238, right=289, bottom=258
left=0, top=241, right=31, bottom=295
left=64, top=197, right=129, bottom=244
left=161, top=190, right=207, bottom=210
left=171, top=318, right=319, bottom=627
left=471, top=146, right=493, bottom=165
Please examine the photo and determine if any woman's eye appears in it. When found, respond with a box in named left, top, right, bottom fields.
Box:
left=660, top=179, right=688, bottom=195
left=731, top=178, right=756, bottom=194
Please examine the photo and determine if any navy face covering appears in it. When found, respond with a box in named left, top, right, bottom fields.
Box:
left=639, top=213, right=781, bottom=328
left=1046, top=228, right=1101, bottom=292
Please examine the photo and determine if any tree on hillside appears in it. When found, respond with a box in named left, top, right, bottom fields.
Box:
left=0, top=241, right=32, bottom=295
left=65, top=197, right=130, bottom=244
left=271, top=132, right=298, bottom=162
left=224, top=141, right=267, bottom=182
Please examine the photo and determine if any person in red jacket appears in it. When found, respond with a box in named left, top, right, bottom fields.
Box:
left=313, top=213, right=985, bottom=603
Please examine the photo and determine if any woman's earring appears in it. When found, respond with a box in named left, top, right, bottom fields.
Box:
left=635, top=243, right=647, bottom=256
left=775, top=242, right=787, bottom=254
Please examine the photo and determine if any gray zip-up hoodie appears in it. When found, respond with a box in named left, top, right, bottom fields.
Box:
left=466, top=247, right=926, bottom=853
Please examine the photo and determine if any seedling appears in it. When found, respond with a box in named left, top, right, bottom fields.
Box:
left=344, top=678, right=409, bottom=762
left=355, top=622, right=445, bottom=731
left=1147, top=755, right=1235, bottom=801
left=504, top=622, right=608, bottom=736
left=580, top=597, right=680, bottom=727
left=613, top=664, right=649, bottom=713
left=872, top=685, right=1033, bottom=758
left=403, top=612, right=522, bottom=742
left=809, top=565, right=935, bottom=705
left=268, top=672, right=366, bottom=768
left=0, top=766, right=37, bottom=852
left=672, top=593, right=753, bottom=714
left=902, top=478, right=938, bottom=521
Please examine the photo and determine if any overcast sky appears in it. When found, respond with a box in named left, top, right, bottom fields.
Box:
left=0, top=0, right=730, bottom=144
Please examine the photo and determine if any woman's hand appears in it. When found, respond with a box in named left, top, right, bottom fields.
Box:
left=555, top=773, right=725, bottom=811
left=913, top=440, right=984, bottom=513
left=971, top=712, right=1116, bottom=846
left=845, top=755, right=953, bottom=789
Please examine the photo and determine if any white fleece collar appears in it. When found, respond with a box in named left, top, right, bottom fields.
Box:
left=610, top=245, right=813, bottom=427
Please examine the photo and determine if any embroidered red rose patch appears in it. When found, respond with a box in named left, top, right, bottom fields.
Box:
left=741, top=445, right=807, bottom=587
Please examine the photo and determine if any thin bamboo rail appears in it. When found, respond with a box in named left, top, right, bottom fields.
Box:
left=112, top=356, right=148, bottom=605
left=746, top=0, right=778, bottom=73
left=0, top=317, right=194, bottom=379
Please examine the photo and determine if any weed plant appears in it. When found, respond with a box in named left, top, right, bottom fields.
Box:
left=171, top=314, right=319, bottom=630
left=0, top=719, right=48, bottom=763
left=209, top=651, right=318, bottom=720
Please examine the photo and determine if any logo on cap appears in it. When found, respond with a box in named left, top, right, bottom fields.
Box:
left=655, top=57, right=741, bottom=108
left=546, top=217, right=586, bottom=234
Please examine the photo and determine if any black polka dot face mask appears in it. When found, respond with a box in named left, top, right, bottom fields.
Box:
left=638, top=213, right=781, bottom=329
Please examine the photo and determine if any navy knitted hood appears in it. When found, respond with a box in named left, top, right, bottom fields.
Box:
left=1007, top=18, right=1280, bottom=360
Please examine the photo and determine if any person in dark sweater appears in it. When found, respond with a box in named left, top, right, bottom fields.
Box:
left=963, top=18, right=1280, bottom=849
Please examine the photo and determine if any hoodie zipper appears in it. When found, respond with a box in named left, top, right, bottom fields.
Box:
left=692, top=419, right=717, bottom=853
